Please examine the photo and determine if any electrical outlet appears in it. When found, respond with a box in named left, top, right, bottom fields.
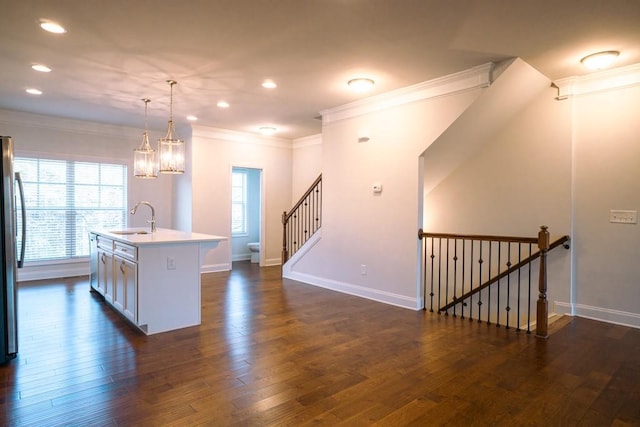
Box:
left=360, top=264, right=367, bottom=275
left=167, top=256, right=176, bottom=270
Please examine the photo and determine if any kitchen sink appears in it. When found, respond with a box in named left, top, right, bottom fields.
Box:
left=110, top=230, right=150, bottom=235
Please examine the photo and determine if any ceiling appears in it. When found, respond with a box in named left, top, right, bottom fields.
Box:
left=1, top=0, right=639, bottom=140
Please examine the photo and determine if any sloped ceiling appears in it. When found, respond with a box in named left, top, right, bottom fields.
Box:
left=423, top=58, right=552, bottom=194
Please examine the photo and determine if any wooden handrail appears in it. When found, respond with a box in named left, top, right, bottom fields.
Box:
left=284, top=174, right=322, bottom=222
left=418, top=229, right=538, bottom=244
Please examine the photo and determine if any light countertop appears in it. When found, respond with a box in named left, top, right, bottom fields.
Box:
left=92, top=228, right=227, bottom=246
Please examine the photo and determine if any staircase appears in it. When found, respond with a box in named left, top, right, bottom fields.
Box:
left=282, top=174, right=322, bottom=263
left=418, top=226, right=570, bottom=338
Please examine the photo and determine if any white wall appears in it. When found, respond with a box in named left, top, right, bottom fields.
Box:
left=287, top=60, right=640, bottom=329
left=571, top=84, right=640, bottom=326
left=287, top=84, right=485, bottom=309
left=0, top=109, right=174, bottom=280
left=425, top=85, right=573, bottom=311
left=190, top=126, right=292, bottom=271
left=291, top=134, right=322, bottom=204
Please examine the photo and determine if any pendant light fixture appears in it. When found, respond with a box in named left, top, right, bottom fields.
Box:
left=158, top=80, right=185, bottom=174
left=133, top=98, right=158, bottom=179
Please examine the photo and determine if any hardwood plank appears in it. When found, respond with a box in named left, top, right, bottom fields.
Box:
left=2, top=262, right=640, bottom=426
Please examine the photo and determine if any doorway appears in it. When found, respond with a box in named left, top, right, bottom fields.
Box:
left=230, top=167, right=263, bottom=265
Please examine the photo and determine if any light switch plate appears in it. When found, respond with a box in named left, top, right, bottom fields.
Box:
left=609, top=210, right=637, bottom=224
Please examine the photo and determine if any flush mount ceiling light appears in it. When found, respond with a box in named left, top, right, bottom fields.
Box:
left=133, top=98, right=158, bottom=179
left=31, top=64, right=51, bottom=73
left=580, top=50, right=620, bottom=71
left=158, top=80, right=185, bottom=174
left=186, top=115, right=198, bottom=121
left=39, top=19, right=66, bottom=34
left=217, top=100, right=230, bottom=108
left=25, top=88, right=43, bottom=95
left=348, top=78, right=375, bottom=92
left=259, top=126, right=277, bottom=136
left=262, top=79, right=277, bottom=89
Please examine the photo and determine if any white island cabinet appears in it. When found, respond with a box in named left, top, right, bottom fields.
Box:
left=89, top=228, right=226, bottom=335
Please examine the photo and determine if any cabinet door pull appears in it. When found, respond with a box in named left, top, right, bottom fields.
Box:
left=120, top=261, right=126, bottom=273
left=101, top=254, right=106, bottom=264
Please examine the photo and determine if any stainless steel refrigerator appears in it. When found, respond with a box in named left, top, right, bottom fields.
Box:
left=1, top=136, right=25, bottom=364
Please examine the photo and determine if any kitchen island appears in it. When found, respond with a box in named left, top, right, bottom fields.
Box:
left=89, top=228, right=226, bottom=335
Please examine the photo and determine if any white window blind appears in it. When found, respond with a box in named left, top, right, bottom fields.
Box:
left=231, top=171, right=247, bottom=235
left=14, top=157, right=127, bottom=262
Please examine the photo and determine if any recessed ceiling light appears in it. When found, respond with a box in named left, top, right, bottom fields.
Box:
left=32, top=64, right=52, bottom=73
left=262, top=79, right=277, bottom=89
left=217, top=100, right=230, bottom=108
left=26, top=88, right=43, bottom=95
left=259, top=126, right=276, bottom=136
left=580, top=50, right=620, bottom=71
left=39, top=19, right=66, bottom=34
left=348, top=78, right=375, bottom=92
left=186, top=115, right=198, bottom=121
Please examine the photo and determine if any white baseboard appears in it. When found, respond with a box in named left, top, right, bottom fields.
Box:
left=262, top=257, right=281, bottom=267
left=554, top=300, right=640, bottom=329
left=285, top=270, right=418, bottom=310
left=282, top=229, right=417, bottom=310
left=18, top=262, right=89, bottom=282
left=200, top=263, right=231, bottom=273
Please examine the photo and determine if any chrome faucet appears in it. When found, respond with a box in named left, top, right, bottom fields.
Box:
left=130, top=201, right=156, bottom=232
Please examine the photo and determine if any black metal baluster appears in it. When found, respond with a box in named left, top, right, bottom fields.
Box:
left=444, top=239, right=450, bottom=316
left=437, top=239, right=442, bottom=314
left=452, top=239, right=458, bottom=317
left=487, top=241, right=492, bottom=325
left=505, top=242, right=512, bottom=330
left=516, top=243, right=522, bottom=332
left=527, top=243, right=532, bottom=334
left=421, top=235, right=427, bottom=310
left=469, top=240, right=474, bottom=321
left=318, top=180, right=322, bottom=228
left=496, top=242, right=501, bottom=327
left=461, top=239, right=466, bottom=320
left=477, top=241, right=483, bottom=323
left=430, top=238, right=435, bottom=312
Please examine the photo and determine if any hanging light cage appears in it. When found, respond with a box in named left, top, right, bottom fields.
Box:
left=133, top=98, right=159, bottom=178
left=158, top=80, right=185, bottom=174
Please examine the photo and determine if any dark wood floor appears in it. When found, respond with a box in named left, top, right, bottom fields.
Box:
left=2, top=261, right=640, bottom=426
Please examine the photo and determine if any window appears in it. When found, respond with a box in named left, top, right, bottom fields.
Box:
left=231, top=171, right=247, bottom=235
left=15, top=157, right=127, bottom=262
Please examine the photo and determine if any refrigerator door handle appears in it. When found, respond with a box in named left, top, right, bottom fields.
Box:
left=15, top=172, right=26, bottom=269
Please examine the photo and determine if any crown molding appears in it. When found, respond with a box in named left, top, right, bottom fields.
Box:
left=0, top=108, right=143, bottom=139
left=320, top=63, right=494, bottom=124
left=553, top=62, right=640, bottom=99
left=292, top=134, right=322, bottom=149
left=191, top=125, right=292, bottom=149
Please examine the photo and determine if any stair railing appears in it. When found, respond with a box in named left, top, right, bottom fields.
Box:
left=282, top=174, right=322, bottom=263
left=418, top=226, right=569, bottom=338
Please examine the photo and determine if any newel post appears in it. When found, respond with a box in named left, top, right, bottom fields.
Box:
left=282, top=211, right=289, bottom=264
left=536, top=225, right=550, bottom=338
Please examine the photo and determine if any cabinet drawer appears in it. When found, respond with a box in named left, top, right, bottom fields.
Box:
left=96, top=236, right=113, bottom=251
left=114, top=241, right=137, bottom=261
